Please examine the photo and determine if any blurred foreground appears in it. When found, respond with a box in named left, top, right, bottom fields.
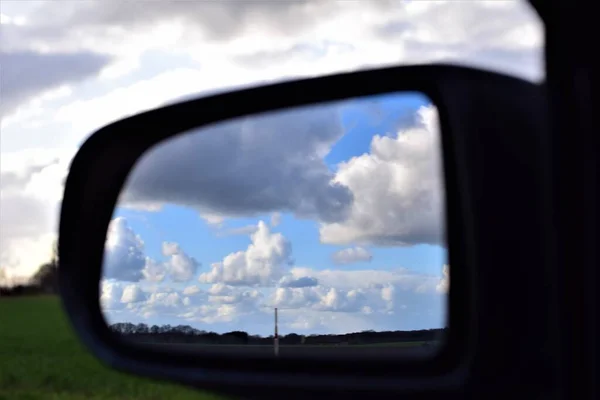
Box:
left=0, top=296, right=223, bottom=400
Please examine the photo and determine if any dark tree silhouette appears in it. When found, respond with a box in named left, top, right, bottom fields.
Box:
left=109, top=322, right=447, bottom=347
left=1, top=241, right=59, bottom=296
left=31, top=240, right=59, bottom=293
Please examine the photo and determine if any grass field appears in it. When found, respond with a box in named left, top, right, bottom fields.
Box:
left=0, top=296, right=224, bottom=400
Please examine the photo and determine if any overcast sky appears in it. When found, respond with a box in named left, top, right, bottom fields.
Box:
left=1, top=0, right=542, bottom=335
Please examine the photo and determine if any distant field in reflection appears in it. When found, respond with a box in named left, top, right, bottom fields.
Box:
left=126, top=340, right=442, bottom=359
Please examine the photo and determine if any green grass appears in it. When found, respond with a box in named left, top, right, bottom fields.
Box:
left=0, top=296, right=225, bottom=400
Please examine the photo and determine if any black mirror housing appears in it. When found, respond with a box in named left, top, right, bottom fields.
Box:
left=58, top=64, right=554, bottom=399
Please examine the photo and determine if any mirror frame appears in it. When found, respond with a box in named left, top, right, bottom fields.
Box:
left=59, top=64, right=550, bottom=398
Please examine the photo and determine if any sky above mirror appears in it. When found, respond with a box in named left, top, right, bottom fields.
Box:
left=1, top=1, right=541, bottom=301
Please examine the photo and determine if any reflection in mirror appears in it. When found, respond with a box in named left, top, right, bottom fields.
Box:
left=101, top=91, right=448, bottom=359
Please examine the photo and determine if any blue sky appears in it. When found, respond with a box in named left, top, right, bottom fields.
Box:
left=328, top=92, right=429, bottom=167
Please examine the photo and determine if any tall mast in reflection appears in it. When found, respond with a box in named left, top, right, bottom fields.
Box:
left=274, top=307, right=279, bottom=357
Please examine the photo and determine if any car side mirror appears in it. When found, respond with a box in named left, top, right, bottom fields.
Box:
left=58, top=64, right=553, bottom=399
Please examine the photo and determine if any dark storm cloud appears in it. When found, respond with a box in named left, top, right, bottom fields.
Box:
left=120, top=103, right=354, bottom=223
left=6, top=1, right=339, bottom=44
left=1, top=51, right=111, bottom=119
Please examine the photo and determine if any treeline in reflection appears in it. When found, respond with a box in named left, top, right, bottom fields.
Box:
left=109, top=323, right=447, bottom=345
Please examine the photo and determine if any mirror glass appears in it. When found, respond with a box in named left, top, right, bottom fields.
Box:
left=101, top=91, right=449, bottom=358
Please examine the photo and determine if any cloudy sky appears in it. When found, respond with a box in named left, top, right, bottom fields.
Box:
left=1, top=0, right=543, bottom=335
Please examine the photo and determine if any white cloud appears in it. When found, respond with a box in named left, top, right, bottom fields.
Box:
left=103, top=218, right=199, bottom=283
left=316, top=287, right=369, bottom=312
left=148, top=291, right=183, bottom=308
left=103, top=217, right=147, bottom=282
left=201, top=214, right=225, bottom=227
left=101, top=262, right=448, bottom=334
left=268, top=270, right=445, bottom=324
left=287, top=286, right=367, bottom=313
left=278, top=275, right=319, bottom=288
left=164, top=246, right=200, bottom=282
left=183, top=285, right=202, bottom=296
left=288, top=266, right=441, bottom=294
left=161, top=242, right=180, bottom=257
left=100, top=280, right=125, bottom=310
left=0, top=148, right=73, bottom=281
left=121, top=284, right=146, bottom=303
left=208, top=283, right=233, bottom=296
left=436, top=264, right=450, bottom=294
left=128, top=284, right=267, bottom=328
left=141, top=258, right=166, bottom=283
left=199, top=221, right=293, bottom=286
left=208, top=283, right=263, bottom=307
left=320, top=105, right=444, bottom=246
left=270, top=212, right=282, bottom=227
left=331, top=247, right=373, bottom=265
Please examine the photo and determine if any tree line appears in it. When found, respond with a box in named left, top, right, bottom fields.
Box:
left=0, top=244, right=59, bottom=296
left=110, top=322, right=447, bottom=345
